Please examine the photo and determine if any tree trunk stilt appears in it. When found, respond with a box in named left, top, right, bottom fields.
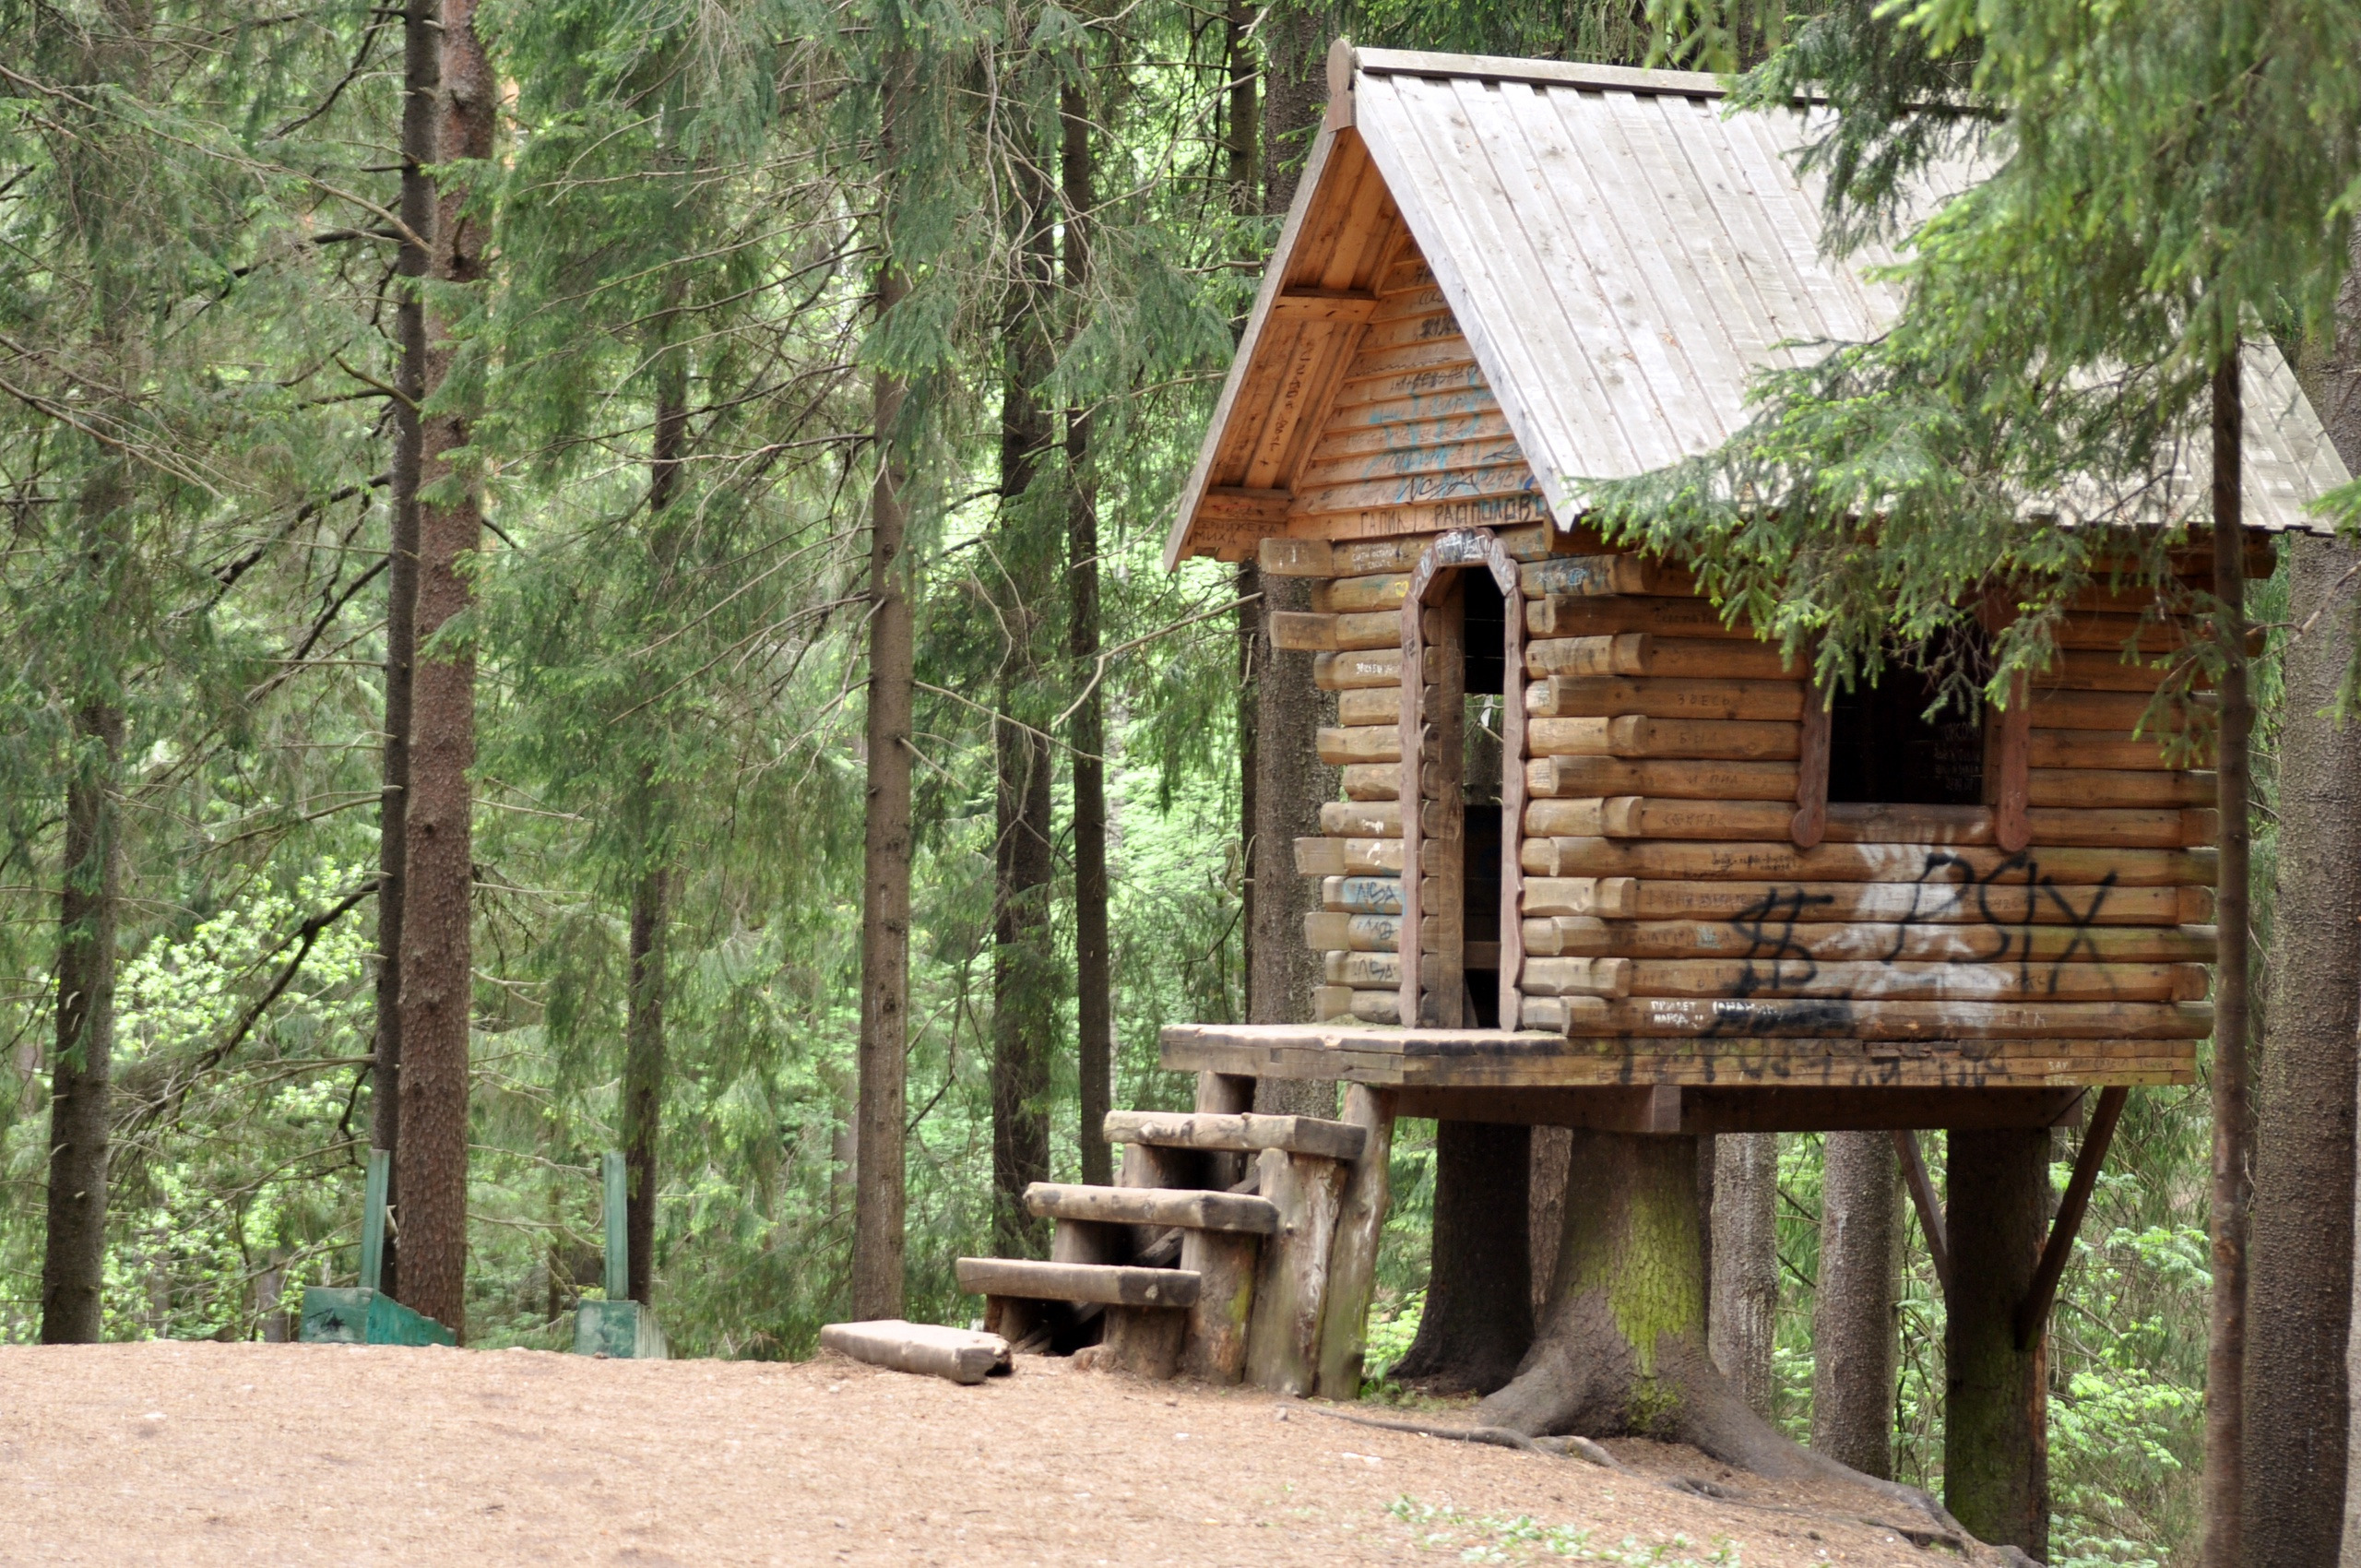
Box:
left=1710, top=1132, right=1780, bottom=1421
left=1944, top=1127, right=2051, bottom=1560
left=1813, top=1131, right=1899, bottom=1478
left=1394, top=1121, right=1532, bottom=1396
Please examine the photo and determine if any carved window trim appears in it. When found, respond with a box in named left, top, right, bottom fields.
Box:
left=1397, top=528, right=1526, bottom=1032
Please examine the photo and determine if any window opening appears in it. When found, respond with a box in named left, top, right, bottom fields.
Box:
left=1826, top=625, right=1988, bottom=806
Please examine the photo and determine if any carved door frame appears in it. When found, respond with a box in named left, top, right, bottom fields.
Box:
left=1396, top=528, right=1526, bottom=1031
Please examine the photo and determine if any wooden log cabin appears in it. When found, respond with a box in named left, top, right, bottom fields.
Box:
left=954, top=43, right=2347, bottom=1417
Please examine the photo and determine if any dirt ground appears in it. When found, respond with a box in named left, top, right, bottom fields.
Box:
left=0, top=1340, right=1954, bottom=1566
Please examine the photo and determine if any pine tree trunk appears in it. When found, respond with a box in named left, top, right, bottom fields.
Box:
left=851, top=42, right=916, bottom=1323
left=1258, top=2, right=1326, bottom=214
left=1812, top=1131, right=1898, bottom=1478
left=1944, top=1127, right=2050, bottom=1558
left=2249, top=311, right=2361, bottom=1558
left=621, top=866, right=668, bottom=1305
left=394, top=0, right=494, bottom=1337
left=2202, top=350, right=2253, bottom=1568
left=1530, top=1125, right=1573, bottom=1325
left=1062, top=83, right=1112, bottom=1189
left=41, top=701, right=122, bottom=1344
left=371, top=0, right=440, bottom=1306
left=1394, top=1122, right=1533, bottom=1394
left=1710, top=1132, right=1780, bottom=1421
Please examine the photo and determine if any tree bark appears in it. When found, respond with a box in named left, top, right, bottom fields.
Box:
left=392, top=0, right=493, bottom=1339
left=41, top=701, right=123, bottom=1344
left=1530, top=1124, right=1573, bottom=1325
left=851, top=39, right=916, bottom=1323
left=1710, top=1132, right=1780, bottom=1422
left=1259, top=1, right=1327, bottom=216
left=1812, top=1131, right=1898, bottom=1478
left=2248, top=557, right=2361, bottom=1555
left=991, top=716, right=1055, bottom=1258
left=1062, top=82, right=1112, bottom=1189
left=1394, top=1121, right=1533, bottom=1394
left=621, top=866, right=668, bottom=1306
left=1944, top=1127, right=2051, bottom=1559
left=371, top=0, right=440, bottom=1306
left=2202, top=350, right=2252, bottom=1568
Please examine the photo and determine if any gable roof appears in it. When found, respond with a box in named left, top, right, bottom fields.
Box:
left=1165, top=44, right=2348, bottom=568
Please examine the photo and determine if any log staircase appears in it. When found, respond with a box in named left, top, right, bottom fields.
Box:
left=955, top=1075, right=1388, bottom=1394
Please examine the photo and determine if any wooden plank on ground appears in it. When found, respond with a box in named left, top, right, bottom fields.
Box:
left=819, top=1320, right=1013, bottom=1384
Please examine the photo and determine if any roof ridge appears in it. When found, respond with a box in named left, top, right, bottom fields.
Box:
left=1349, top=46, right=1731, bottom=101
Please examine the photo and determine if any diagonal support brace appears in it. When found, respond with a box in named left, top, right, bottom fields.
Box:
left=2013, top=1085, right=2130, bottom=1350
left=1892, top=1129, right=1951, bottom=1301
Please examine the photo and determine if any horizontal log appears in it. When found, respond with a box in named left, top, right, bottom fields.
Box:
left=1519, top=798, right=2212, bottom=849
left=1311, top=573, right=1412, bottom=614
left=1268, top=288, right=1381, bottom=324
left=1318, top=725, right=1401, bottom=765
left=1342, top=763, right=1403, bottom=800
left=1314, top=647, right=1406, bottom=690
left=1522, top=875, right=1642, bottom=917
left=1323, top=874, right=1404, bottom=915
left=1271, top=610, right=1402, bottom=653
left=1299, top=444, right=1530, bottom=505
left=817, top=1320, right=1013, bottom=1385
left=1600, top=878, right=2194, bottom=926
left=954, top=1258, right=1200, bottom=1308
left=1304, top=910, right=1404, bottom=952
left=1293, top=837, right=1404, bottom=876
left=1198, top=487, right=1291, bottom=525
left=1521, top=956, right=1635, bottom=998
left=1322, top=800, right=1403, bottom=837
left=1308, top=409, right=1518, bottom=466
left=1518, top=995, right=1610, bottom=1033
left=1601, top=996, right=2213, bottom=1040
left=1516, top=554, right=1696, bottom=599
left=1527, top=715, right=1800, bottom=761
left=2026, top=768, right=2213, bottom=808
left=1101, top=1110, right=1368, bottom=1161
left=1323, top=949, right=1461, bottom=989
left=2031, top=730, right=2207, bottom=769
left=1527, top=594, right=1762, bottom=640
left=1314, top=985, right=1405, bottom=1023
left=1520, top=837, right=2213, bottom=887
left=2030, top=687, right=2207, bottom=731
left=1528, top=634, right=1797, bottom=682
left=1526, top=796, right=1794, bottom=840
left=1525, top=675, right=1805, bottom=722
left=2031, top=649, right=2186, bottom=693
left=1623, top=958, right=2203, bottom=1003
left=1025, top=1182, right=1280, bottom=1234
left=1520, top=916, right=2216, bottom=963
left=1527, top=755, right=1800, bottom=801
left=1258, top=537, right=1336, bottom=576
left=1337, top=686, right=1404, bottom=727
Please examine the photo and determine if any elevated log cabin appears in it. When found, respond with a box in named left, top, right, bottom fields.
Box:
left=1158, top=43, right=2348, bottom=1132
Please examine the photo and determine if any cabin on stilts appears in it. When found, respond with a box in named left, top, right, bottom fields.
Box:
left=955, top=39, right=2345, bottom=1443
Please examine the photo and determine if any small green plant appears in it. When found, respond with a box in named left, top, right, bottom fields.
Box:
left=1388, top=1496, right=1741, bottom=1564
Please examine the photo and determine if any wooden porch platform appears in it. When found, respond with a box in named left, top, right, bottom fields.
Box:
left=1160, top=1023, right=2189, bottom=1132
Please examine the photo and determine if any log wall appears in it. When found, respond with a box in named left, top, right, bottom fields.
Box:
left=1269, top=240, right=2216, bottom=1085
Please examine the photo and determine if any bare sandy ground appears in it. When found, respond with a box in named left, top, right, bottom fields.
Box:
left=0, top=1340, right=1948, bottom=1566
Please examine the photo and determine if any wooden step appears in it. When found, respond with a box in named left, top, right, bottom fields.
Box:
left=955, top=1258, right=1201, bottom=1308
left=1103, top=1110, right=1367, bottom=1163
left=1026, top=1182, right=1279, bottom=1234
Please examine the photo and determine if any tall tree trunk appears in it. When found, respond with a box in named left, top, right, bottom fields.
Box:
left=41, top=700, right=123, bottom=1344
left=990, top=103, right=1058, bottom=1258
left=1227, top=8, right=1259, bottom=1016
left=1062, top=82, right=1112, bottom=1189
left=2202, top=350, right=2252, bottom=1568
left=1530, top=1125, right=1573, bottom=1325
left=1812, top=1131, right=1898, bottom=1478
left=1710, top=1132, right=1780, bottom=1421
left=1224, top=0, right=1257, bottom=208
left=1244, top=4, right=1335, bottom=1117
left=1393, top=1122, right=1533, bottom=1394
left=851, top=39, right=917, bottom=1323
left=1945, top=1127, right=2051, bottom=1558
left=394, top=0, right=494, bottom=1338
left=621, top=866, right=668, bottom=1305
left=372, top=0, right=440, bottom=1306
left=2252, top=529, right=2361, bottom=1564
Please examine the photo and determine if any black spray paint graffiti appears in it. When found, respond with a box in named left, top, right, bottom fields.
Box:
left=1704, top=849, right=2128, bottom=1035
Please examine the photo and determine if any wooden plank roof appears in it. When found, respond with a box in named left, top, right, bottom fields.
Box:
left=1166, top=45, right=2349, bottom=566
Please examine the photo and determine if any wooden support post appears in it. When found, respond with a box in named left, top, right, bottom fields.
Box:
left=1317, top=1085, right=1397, bottom=1399
left=2013, top=1085, right=2128, bottom=1348
left=1892, top=1129, right=1952, bottom=1301
left=1196, top=1071, right=1254, bottom=1189
left=1945, top=1126, right=2052, bottom=1559
left=1792, top=674, right=1831, bottom=849
left=601, top=1150, right=629, bottom=1303
left=1101, top=1306, right=1185, bottom=1379
left=359, top=1146, right=391, bottom=1294
left=1246, top=1148, right=1347, bottom=1395
left=1178, top=1229, right=1258, bottom=1384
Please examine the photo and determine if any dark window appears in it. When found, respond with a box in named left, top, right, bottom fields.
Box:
left=1826, top=630, right=1987, bottom=806
left=1462, top=569, right=1505, bottom=696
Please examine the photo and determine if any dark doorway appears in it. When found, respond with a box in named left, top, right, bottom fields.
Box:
left=1826, top=627, right=1988, bottom=805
